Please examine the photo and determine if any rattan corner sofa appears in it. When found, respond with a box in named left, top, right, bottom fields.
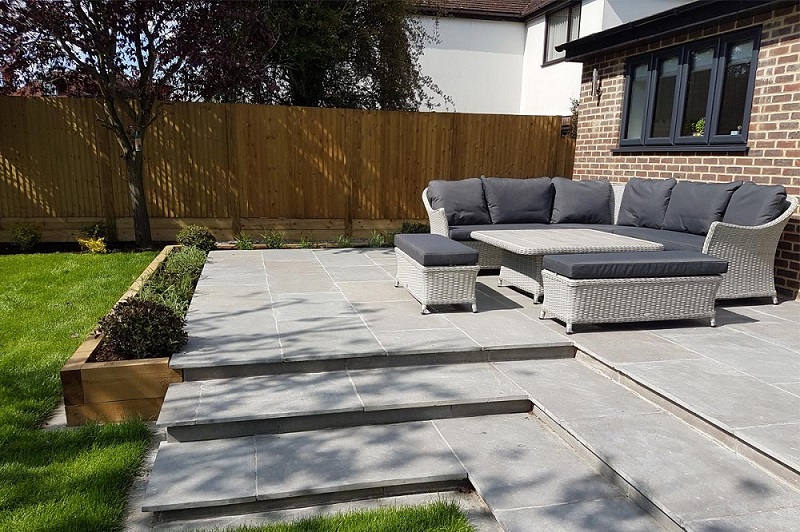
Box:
left=422, top=176, right=798, bottom=303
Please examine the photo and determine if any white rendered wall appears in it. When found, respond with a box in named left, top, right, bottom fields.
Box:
left=416, top=16, right=525, bottom=114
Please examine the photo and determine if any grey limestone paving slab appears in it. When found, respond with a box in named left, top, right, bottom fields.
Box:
left=495, top=359, right=661, bottom=420
left=261, top=249, right=318, bottom=262
left=615, top=358, right=800, bottom=428
left=337, top=280, right=411, bottom=303
left=573, top=329, right=702, bottom=364
left=189, top=285, right=271, bottom=309
left=443, top=310, right=569, bottom=348
left=312, top=249, right=375, bottom=266
left=142, top=437, right=257, bottom=512
left=353, top=301, right=453, bottom=331
left=200, top=267, right=267, bottom=286
left=568, top=411, right=800, bottom=524
left=278, top=318, right=384, bottom=361
left=269, top=292, right=347, bottom=304
left=255, top=422, right=466, bottom=499
left=161, top=372, right=363, bottom=426
left=495, top=497, right=663, bottom=532
left=652, top=327, right=800, bottom=384
left=361, top=248, right=396, bottom=265
left=271, top=299, right=358, bottom=321
left=266, top=273, right=339, bottom=294
left=687, top=505, right=800, bottom=532
left=349, top=364, right=527, bottom=411
left=171, top=332, right=283, bottom=368
left=324, top=265, right=394, bottom=282
left=777, top=382, right=800, bottom=396
left=371, top=327, right=481, bottom=355
left=185, top=307, right=278, bottom=335
left=737, top=422, right=800, bottom=470
left=263, top=260, right=328, bottom=276
left=434, top=414, right=624, bottom=511
left=740, top=300, right=800, bottom=322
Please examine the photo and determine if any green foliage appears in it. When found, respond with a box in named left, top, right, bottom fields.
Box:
left=0, top=252, right=155, bottom=531
left=368, top=230, right=395, bottom=248
left=235, top=232, right=255, bottom=250
left=334, top=234, right=353, bottom=248
left=568, top=97, right=579, bottom=139
left=77, top=236, right=108, bottom=254
left=217, top=500, right=474, bottom=532
left=299, top=236, right=315, bottom=249
left=400, top=221, right=430, bottom=234
left=138, top=246, right=206, bottom=318
left=81, top=221, right=110, bottom=239
left=175, top=225, right=217, bottom=252
left=9, top=221, right=42, bottom=251
left=262, top=229, right=287, bottom=249
left=99, top=299, right=187, bottom=359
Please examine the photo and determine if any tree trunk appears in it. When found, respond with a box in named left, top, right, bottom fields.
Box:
left=126, top=150, right=153, bottom=248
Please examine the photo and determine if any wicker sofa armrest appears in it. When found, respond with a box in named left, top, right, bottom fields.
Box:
left=422, top=187, right=450, bottom=237
left=703, top=195, right=798, bottom=301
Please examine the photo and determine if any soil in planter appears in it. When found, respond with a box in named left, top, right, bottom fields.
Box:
left=90, top=340, right=130, bottom=362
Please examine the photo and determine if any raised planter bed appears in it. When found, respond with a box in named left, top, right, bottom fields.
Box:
left=60, top=246, right=183, bottom=426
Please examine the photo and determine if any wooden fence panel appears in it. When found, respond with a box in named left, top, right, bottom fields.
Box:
left=0, top=96, right=575, bottom=241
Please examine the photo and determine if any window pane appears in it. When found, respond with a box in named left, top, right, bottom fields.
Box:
left=569, top=6, right=581, bottom=41
left=716, top=39, right=754, bottom=135
left=680, top=48, right=714, bottom=136
left=650, top=56, right=679, bottom=138
left=546, top=9, right=569, bottom=62
left=625, top=63, right=649, bottom=139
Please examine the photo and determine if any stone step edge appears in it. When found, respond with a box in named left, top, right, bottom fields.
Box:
left=574, top=348, right=800, bottom=489
left=163, top=399, right=534, bottom=442
left=175, top=344, right=576, bottom=381
left=147, top=478, right=472, bottom=520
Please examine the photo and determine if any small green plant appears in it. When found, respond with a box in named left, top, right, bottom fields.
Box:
left=368, top=230, right=395, bottom=248
left=77, top=237, right=107, bottom=254
left=261, top=229, right=286, bottom=249
left=139, top=246, right=206, bottom=317
left=175, top=224, right=216, bottom=252
left=81, top=221, right=109, bottom=239
left=299, top=236, right=315, bottom=249
left=334, top=234, right=353, bottom=248
left=9, top=221, right=42, bottom=251
left=692, top=117, right=706, bottom=135
left=400, top=221, right=430, bottom=234
left=235, top=232, right=255, bottom=250
left=99, top=298, right=187, bottom=359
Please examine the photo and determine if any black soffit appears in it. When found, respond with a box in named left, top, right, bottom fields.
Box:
left=557, top=0, right=795, bottom=62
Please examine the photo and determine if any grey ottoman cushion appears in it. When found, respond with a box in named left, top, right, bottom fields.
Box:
left=542, top=251, right=728, bottom=279
left=551, top=177, right=612, bottom=224
left=617, top=177, right=677, bottom=228
left=610, top=226, right=705, bottom=252
left=427, top=178, right=491, bottom=226
left=662, top=181, right=742, bottom=235
left=481, top=177, right=553, bottom=224
left=722, top=182, right=787, bottom=226
left=395, top=234, right=479, bottom=267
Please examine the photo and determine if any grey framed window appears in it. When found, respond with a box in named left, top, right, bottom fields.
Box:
left=544, top=4, right=581, bottom=65
left=618, top=28, right=760, bottom=150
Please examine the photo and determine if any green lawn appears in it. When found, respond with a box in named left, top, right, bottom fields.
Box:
left=0, top=251, right=157, bottom=531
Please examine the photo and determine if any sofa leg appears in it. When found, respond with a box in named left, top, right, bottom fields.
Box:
left=421, top=304, right=430, bottom=315
left=565, top=323, right=574, bottom=334
left=710, top=315, right=716, bottom=327
left=772, top=295, right=779, bottom=305
left=471, top=303, right=478, bottom=313
left=538, top=308, right=546, bottom=320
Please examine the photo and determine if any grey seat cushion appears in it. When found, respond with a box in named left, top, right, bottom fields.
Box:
left=661, top=181, right=742, bottom=235
left=616, top=177, right=677, bottom=229
left=427, top=178, right=491, bottom=226
left=449, top=223, right=617, bottom=241
left=551, top=177, right=613, bottom=224
left=722, top=182, right=787, bottom=226
left=394, top=234, right=479, bottom=267
left=481, top=176, right=553, bottom=224
left=610, top=226, right=705, bottom=252
left=542, top=251, right=728, bottom=280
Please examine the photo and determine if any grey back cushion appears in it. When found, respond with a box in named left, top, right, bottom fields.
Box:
left=481, top=177, right=553, bottom=223
left=550, top=177, right=612, bottom=224
left=427, top=178, right=491, bottom=226
left=722, top=182, right=787, bottom=226
left=616, top=177, right=677, bottom=228
left=661, top=181, right=742, bottom=235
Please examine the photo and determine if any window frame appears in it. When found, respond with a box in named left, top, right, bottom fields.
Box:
left=543, top=3, right=581, bottom=67
left=617, top=28, right=761, bottom=151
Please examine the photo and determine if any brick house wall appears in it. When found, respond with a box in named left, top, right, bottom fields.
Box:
left=573, top=4, right=800, bottom=299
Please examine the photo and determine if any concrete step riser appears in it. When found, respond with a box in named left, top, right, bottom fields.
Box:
left=180, top=345, right=575, bottom=381
left=167, top=399, right=533, bottom=442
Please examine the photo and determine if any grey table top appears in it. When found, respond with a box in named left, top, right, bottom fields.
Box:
left=469, top=228, right=664, bottom=255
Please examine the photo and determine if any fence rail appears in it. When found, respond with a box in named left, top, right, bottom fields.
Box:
left=0, top=97, right=575, bottom=241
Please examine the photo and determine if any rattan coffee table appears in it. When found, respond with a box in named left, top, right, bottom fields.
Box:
left=470, top=228, right=664, bottom=301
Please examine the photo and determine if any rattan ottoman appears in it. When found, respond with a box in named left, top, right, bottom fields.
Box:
left=539, top=251, right=728, bottom=333
left=394, top=234, right=480, bottom=314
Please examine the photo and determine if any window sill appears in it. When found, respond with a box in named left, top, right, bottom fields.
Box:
left=611, top=145, right=749, bottom=154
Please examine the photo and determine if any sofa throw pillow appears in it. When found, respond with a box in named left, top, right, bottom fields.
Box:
left=722, top=182, right=787, bottom=226
left=616, top=177, right=677, bottom=229
left=427, top=178, right=491, bottom=226
left=661, top=181, right=742, bottom=235
left=550, top=177, right=612, bottom=224
left=481, top=177, right=553, bottom=224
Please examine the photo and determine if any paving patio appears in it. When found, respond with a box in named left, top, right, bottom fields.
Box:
left=136, top=248, right=800, bottom=531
